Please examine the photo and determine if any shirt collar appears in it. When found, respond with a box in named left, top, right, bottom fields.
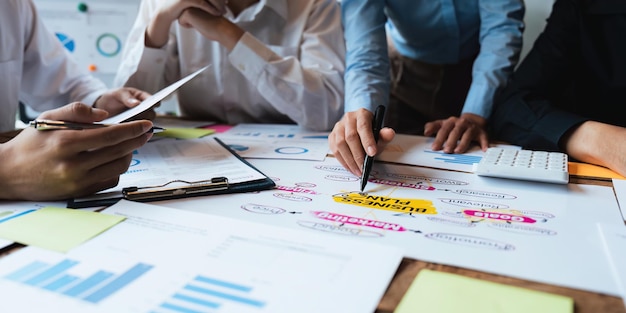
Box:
left=226, top=0, right=288, bottom=23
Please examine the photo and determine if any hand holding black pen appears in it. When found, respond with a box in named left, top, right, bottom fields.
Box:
left=360, top=105, right=386, bottom=192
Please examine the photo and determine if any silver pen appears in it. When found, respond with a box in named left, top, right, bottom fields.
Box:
left=29, top=119, right=164, bottom=133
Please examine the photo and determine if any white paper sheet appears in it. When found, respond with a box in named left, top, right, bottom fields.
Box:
left=215, top=124, right=330, bottom=161
left=156, top=157, right=624, bottom=296
left=101, top=66, right=208, bottom=124
left=0, top=200, right=402, bottom=313
left=611, top=179, right=626, bottom=220
left=83, top=137, right=267, bottom=200
left=597, top=223, right=626, bottom=308
left=378, top=134, right=519, bottom=172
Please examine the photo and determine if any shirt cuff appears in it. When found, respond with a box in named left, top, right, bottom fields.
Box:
left=137, top=46, right=168, bottom=74
left=345, top=93, right=384, bottom=113
left=228, top=32, right=276, bottom=82
left=82, top=89, right=107, bottom=107
left=461, top=83, right=495, bottom=119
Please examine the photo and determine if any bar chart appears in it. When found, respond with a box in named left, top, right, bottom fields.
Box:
left=4, top=258, right=153, bottom=304
left=424, top=150, right=483, bottom=165
left=154, top=275, right=266, bottom=313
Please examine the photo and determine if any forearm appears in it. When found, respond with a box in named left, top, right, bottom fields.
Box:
left=205, top=19, right=244, bottom=51
left=184, top=11, right=244, bottom=51
left=145, top=14, right=175, bottom=48
left=564, top=121, right=626, bottom=176
left=0, top=143, right=17, bottom=200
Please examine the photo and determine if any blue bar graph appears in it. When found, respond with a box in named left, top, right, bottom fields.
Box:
left=184, top=285, right=265, bottom=307
left=43, top=274, right=79, bottom=291
left=4, top=261, right=48, bottom=281
left=425, top=151, right=482, bottom=165
left=83, top=263, right=153, bottom=303
left=4, top=258, right=153, bottom=304
left=172, top=293, right=220, bottom=308
left=63, top=270, right=114, bottom=297
left=24, top=259, right=78, bottom=286
left=156, top=275, right=266, bottom=312
left=194, top=276, right=252, bottom=292
left=160, top=302, right=205, bottom=313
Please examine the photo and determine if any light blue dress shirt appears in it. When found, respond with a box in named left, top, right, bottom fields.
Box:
left=342, top=0, right=524, bottom=119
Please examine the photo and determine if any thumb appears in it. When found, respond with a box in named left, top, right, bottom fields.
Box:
left=38, top=102, right=109, bottom=123
left=119, top=87, right=149, bottom=107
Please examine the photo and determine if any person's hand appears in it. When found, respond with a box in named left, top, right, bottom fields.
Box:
left=424, top=113, right=489, bottom=154
left=0, top=103, right=154, bottom=201
left=146, top=0, right=228, bottom=48
left=564, top=121, right=626, bottom=177
left=179, top=8, right=244, bottom=50
left=94, top=87, right=155, bottom=120
left=329, top=108, right=395, bottom=176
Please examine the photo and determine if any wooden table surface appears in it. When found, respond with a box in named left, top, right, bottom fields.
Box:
left=1, top=130, right=624, bottom=312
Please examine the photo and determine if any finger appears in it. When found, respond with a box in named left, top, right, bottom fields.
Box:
left=205, top=0, right=227, bottom=14
left=423, top=120, right=441, bottom=137
left=39, top=102, right=108, bottom=123
left=478, top=131, right=490, bottom=151
left=377, top=127, right=396, bottom=151
left=347, top=125, right=370, bottom=175
left=127, top=87, right=151, bottom=102
left=337, top=130, right=362, bottom=176
left=356, top=115, right=376, bottom=157
left=341, top=142, right=362, bottom=177
left=73, top=177, right=121, bottom=199
left=444, top=123, right=467, bottom=154
left=454, top=129, right=475, bottom=154
left=430, top=122, right=452, bottom=151
left=80, top=132, right=151, bottom=171
left=60, top=120, right=153, bottom=153
left=330, top=124, right=359, bottom=176
left=88, top=153, right=134, bottom=182
left=113, top=88, right=142, bottom=108
left=332, top=149, right=351, bottom=177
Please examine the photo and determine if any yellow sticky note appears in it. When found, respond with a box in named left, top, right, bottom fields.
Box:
left=156, top=127, right=215, bottom=139
left=0, top=207, right=125, bottom=253
left=395, top=269, right=573, bottom=313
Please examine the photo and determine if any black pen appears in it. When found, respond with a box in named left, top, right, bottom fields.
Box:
left=360, top=105, right=386, bottom=192
left=29, top=119, right=165, bottom=133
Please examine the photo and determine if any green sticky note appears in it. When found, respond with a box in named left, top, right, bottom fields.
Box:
left=156, top=127, right=215, bottom=139
left=0, top=207, right=125, bottom=253
left=395, top=269, right=573, bottom=313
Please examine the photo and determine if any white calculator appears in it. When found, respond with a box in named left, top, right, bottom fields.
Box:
left=473, top=148, right=569, bottom=184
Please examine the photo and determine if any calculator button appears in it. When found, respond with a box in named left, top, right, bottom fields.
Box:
left=473, top=148, right=569, bottom=184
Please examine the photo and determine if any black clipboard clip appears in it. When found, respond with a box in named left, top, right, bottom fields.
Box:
left=122, top=177, right=229, bottom=202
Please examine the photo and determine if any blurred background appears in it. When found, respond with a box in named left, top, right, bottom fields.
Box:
left=20, top=0, right=554, bottom=125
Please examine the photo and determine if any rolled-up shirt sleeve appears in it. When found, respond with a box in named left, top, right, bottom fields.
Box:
left=342, top=0, right=390, bottom=114
left=462, top=0, right=524, bottom=119
left=228, top=0, right=345, bottom=131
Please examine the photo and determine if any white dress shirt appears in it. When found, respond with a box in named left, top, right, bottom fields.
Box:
left=0, top=0, right=107, bottom=132
left=115, top=0, right=345, bottom=131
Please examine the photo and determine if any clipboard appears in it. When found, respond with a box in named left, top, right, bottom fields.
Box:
left=67, top=138, right=276, bottom=208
